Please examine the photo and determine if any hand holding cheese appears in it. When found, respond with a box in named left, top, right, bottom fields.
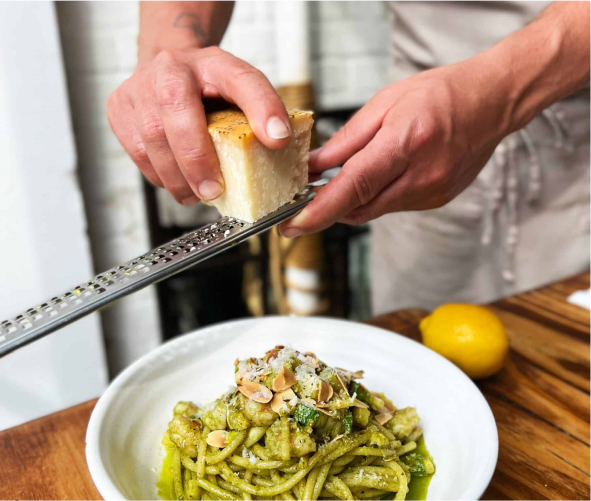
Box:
left=279, top=1, right=590, bottom=237
left=107, top=44, right=292, bottom=207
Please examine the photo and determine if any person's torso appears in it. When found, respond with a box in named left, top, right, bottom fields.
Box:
left=386, top=1, right=550, bottom=81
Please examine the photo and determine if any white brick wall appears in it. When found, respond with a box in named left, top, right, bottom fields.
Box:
left=57, top=2, right=161, bottom=376
left=54, top=1, right=391, bottom=372
left=221, top=1, right=391, bottom=110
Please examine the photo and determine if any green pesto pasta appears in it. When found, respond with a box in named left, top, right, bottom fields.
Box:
left=158, top=346, right=435, bottom=500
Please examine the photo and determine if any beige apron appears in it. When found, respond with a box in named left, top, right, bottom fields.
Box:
left=371, top=2, right=590, bottom=313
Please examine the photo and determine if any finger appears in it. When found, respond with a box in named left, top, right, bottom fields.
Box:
left=309, top=89, right=396, bottom=173
left=279, top=124, right=408, bottom=236
left=339, top=178, right=409, bottom=226
left=154, top=54, right=224, bottom=201
left=338, top=165, right=419, bottom=225
left=133, top=73, right=198, bottom=205
left=192, top=48, right=292, bottom=150
left=107, top=87, right=164, bottom=188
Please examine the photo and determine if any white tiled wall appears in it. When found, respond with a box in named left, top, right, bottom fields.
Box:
left=54, top=1, right=390, bottom=373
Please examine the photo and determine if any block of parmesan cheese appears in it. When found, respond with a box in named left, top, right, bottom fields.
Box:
left=206, top=109, right=313, bottom=222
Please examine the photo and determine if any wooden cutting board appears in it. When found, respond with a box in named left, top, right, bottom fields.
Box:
left=0, top=273, right=589, bottom=500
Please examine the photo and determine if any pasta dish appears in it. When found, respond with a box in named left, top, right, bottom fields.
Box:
left=158, top=346, right=435, bottom=500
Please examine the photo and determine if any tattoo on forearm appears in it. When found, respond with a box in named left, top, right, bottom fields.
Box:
left=173, top=13, right=207, bottom=44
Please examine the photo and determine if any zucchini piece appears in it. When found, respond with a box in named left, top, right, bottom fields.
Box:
left=349, top=381, right=372, bottom=406
left=344, top=411, right=353, bottom=434
left=400, top=452, right=436, bottom=476
left=293, top=404, right=320, bottom=427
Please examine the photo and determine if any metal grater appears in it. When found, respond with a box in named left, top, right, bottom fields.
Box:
left=0, top=181, right=325, bottom=357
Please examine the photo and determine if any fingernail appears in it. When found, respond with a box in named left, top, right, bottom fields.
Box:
left=198, top=180, right=223, bottom=201
left=181, top=194, right=199, bottom=206
left=281, top=227, right=302, bottom=239
left=287, top=211, right=307, bottom=228
left=309, top=148, right=321, bottom=162
left=266, top=116, right=290, bottom=139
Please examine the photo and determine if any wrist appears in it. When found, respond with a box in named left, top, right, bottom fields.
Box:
left=138, top=31, right=205, bottom=66
left=469, top=2, right=589, bottom=134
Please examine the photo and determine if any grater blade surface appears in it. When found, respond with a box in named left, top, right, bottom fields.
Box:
left=0, top=183, right=322, bottom=357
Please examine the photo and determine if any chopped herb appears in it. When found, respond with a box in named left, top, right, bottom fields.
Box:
left=293, top=404, right=320, bottom=426
left=344, top=411, right=353, bottom=434
left=400, top=453, right=435, bottom=477
left=349, top=381, right=372, bottom=405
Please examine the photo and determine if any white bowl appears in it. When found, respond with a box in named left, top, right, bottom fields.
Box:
left=86, top=317, right=498, bottom=500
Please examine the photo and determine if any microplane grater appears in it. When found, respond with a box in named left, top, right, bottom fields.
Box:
left=0, top=182, right=324, bottom=357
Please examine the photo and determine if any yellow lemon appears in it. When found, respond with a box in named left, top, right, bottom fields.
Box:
left=419, top=304, right=509, bottom=379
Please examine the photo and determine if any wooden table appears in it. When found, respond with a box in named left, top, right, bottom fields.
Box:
left=1, top=273, right=589, bottom=500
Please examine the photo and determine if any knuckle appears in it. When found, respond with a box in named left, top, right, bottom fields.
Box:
left=344, top=211, right=370, bottom=226
left=157, top=78, right=193, bottom=112
left=202, top=45, right=225, bottom=57
left=131, top=142, right=150, bottom=165
left=106, top=91, right=121, bottom=123
left=233, top=65, right=263, bottom=81
left=351, top=170, right=374, bottom=206
left=141, top=116, right=166, bottom=144
left=154, top=49, right=176, bottom=64
left=178, top=147, right=214, bottom=167
left=428, top=165, right=452, bottom=190
left=411, top=114, right=439, bottom=151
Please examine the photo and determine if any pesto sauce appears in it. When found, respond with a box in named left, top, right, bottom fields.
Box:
left=406, top=437, right=435, bottom=500
left=156, top=446, right=176, bottom=501
left=156, top=437, right=435, bottom=500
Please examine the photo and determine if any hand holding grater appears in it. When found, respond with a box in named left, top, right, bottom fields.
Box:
left=0, top=180, right=327, bottom=357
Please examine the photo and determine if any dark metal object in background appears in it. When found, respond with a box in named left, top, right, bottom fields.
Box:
left=145, top=109, right=370, bottom=341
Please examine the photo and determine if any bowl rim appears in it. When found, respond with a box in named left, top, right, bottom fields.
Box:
left=86, top=316, right=499, bottom=500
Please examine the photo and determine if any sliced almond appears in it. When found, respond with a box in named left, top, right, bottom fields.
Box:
left=238, top=381, right=273, bottom=403
left=270, top=389, right=296, bottom=413
left=206, top=430, right=228, bottom=448
left=352, top=399, right=369, bottom=409
left=335, top=372, right=350, bottom=396
left=318, top=381, right=334, bottom=402
left=337, top=368, right=364, bottom=381
left=301, top=397, right=317, bottom=407
left=316, top=406, right=336, bottom=416
left=335, top=369, right=360, bottom=383
left=272, top=366, right=297, bottom=392
left=301, top=397, right=335, bottom=416
left=375, top=412, right=395, bottom=426
left=332, top=434, right=345, bottom=442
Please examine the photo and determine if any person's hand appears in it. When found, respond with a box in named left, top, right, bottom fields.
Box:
left=279, top=61, right=515, bottom=238
left=107, top=47, right=291, bottom=205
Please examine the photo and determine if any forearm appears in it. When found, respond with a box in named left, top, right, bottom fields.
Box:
left=469, top=1, right=589, bottom=135
left=138, top=1, right=234, bottom=64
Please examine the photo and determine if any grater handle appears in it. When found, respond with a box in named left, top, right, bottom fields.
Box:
left=0, top=181, right=326, bottom=357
